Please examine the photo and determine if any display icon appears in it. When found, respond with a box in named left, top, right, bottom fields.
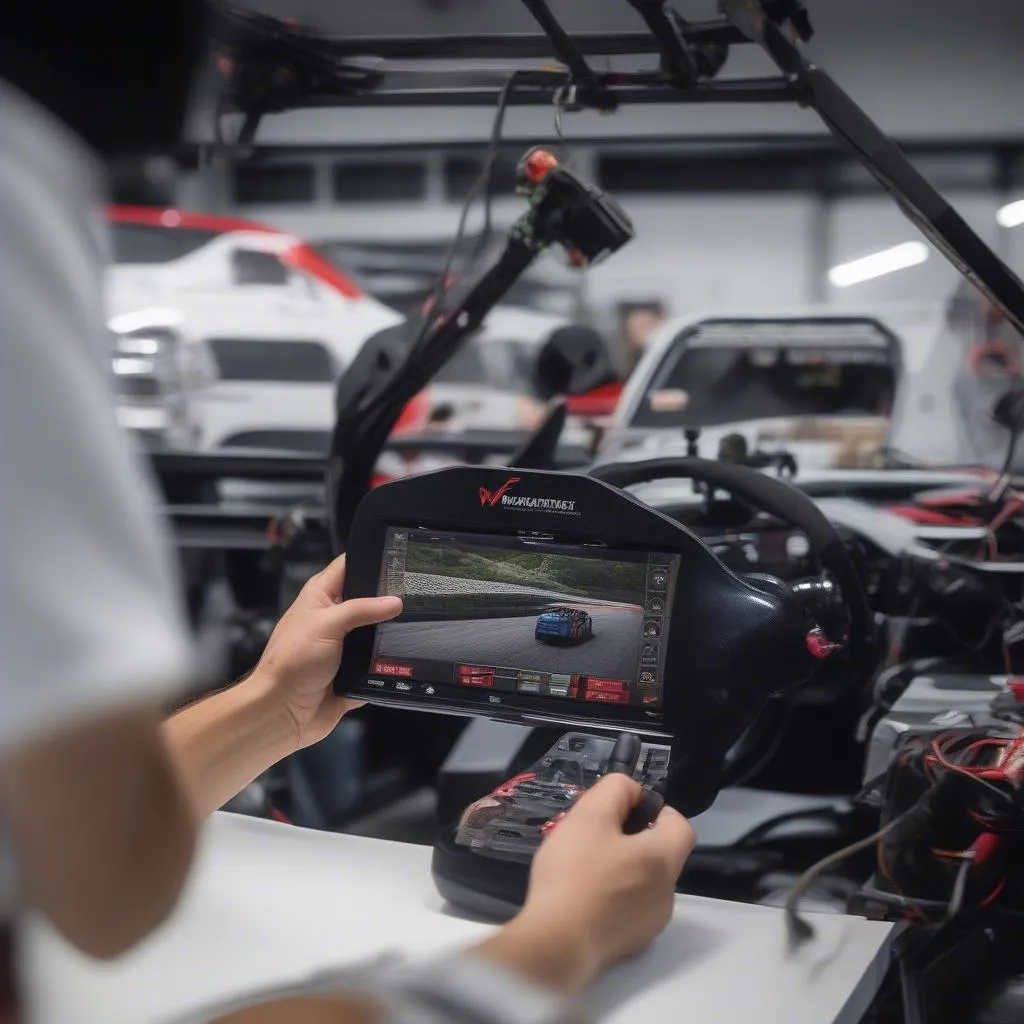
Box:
left=648, top=567, right=669, bottom=591
left=643, top=619, right=662, bottom=637
left=646, top=595, right=665, bottom=613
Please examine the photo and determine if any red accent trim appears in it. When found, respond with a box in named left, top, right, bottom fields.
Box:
left=269, top=806, right=293, bottom=826
left=979, top=876, right=1006, bottom=908
left=524, top=149, right=559, bottom=183
left=1008, top=679, right=1024, bottom=703
left=806, top=628, right=842, bottom=659
left=917, top=490, right=984, bottom=507
left=564, top=381, right=624, bottom=418
left=280, top=242, right=363, bottom=298
left=538, top=810, right=567, bottom=835
left=884, top=504, right=984, bottom=526
left=391, top=391, right=433, bottom=436
left=493, top=771, right=538, bottom=798
left=105, top=205, right=364, bottom=298
left=971, top=832, right=1000, bottom=865
left=107, top=204, right=281, bottom=235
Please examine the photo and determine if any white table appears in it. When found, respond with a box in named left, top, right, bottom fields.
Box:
left=21, top=813, right=895, bottom=1024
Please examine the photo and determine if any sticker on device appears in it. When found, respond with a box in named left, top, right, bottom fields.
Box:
left=478, top=476, right=580, bottom=516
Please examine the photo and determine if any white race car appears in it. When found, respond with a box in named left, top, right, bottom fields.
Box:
left=105, top=206, right=609, bottom=463
left=105, top=205, right=402, bottom=451
left=596, top=309, right=904, bottom=475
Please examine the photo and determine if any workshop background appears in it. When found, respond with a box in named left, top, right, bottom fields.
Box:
left=103, top=0, right=1024, bottom=477
left=172, top=0, right=1024, bottom=363
left=100, top=0, right=1024, bottom=837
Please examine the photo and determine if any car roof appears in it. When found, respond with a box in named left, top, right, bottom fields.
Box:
left=106, top=204, right=282, bottom=236
left=105, top=204, right=366, bottom=299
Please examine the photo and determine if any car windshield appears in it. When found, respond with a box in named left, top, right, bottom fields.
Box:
left=631, top=322, right=897, bottom=429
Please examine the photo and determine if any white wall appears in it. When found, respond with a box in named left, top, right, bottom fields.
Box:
left=585, top=195, right=816, bottom=316
left=220, top=190, right=818, bottom=319
left=826, top=193, right=1003, bottom=310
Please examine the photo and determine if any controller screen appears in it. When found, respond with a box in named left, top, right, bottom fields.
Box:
left=369, top=527, right=679, bottom=711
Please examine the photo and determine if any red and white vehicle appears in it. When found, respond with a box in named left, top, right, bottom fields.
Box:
left=105, top=205, right=402, bottom=451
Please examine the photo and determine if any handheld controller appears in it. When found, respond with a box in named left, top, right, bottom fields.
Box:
left=335, top=463, right=865, bottom=918
left=336, top=464, right=862, bottom=817
left=433, top=731, right=670, bottom=918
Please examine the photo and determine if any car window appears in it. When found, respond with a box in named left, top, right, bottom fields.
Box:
left=631, top=343, right=896, bottom=428
left=206, top=338, right=337, bottom=382
left=231, top=249, right=292, bottom=286
left=109, top=223, right=219, bottom=264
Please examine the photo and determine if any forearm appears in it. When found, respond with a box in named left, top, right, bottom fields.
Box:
left=0, top=707, right=196, bottom=959
left=163, top=672, right=297, bottom=821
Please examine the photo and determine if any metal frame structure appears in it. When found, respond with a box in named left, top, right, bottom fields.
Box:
left=212, top=0, right=1024, bottom=331
left=157, top=0, right=1024, bottom=540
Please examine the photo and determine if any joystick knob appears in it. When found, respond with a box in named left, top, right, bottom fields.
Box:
left=604, top=732, right=664, bottom=833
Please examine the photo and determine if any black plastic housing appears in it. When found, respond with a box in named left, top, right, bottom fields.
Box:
left=336, top=466, right=820, bottom=815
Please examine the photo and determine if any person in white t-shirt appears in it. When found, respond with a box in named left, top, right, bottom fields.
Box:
left=0, top=6, right=696, bottom=1023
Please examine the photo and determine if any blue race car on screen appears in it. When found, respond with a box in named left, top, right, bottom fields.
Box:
left=535, top=606, right=594, bottom=644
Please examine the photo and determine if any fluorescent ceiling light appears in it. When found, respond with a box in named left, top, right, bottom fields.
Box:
left=997, top=199, right=1024, bottom=228
left=828, top=241, right=929, bottom=288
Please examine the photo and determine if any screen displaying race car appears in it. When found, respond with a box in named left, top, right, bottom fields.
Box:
left=368, top=528, right=678, bottom=709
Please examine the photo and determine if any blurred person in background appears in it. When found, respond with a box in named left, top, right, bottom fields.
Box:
left=0, top=3, right=695, bottom=1023
left=946, top=281, right=1024, bottom=470
left=617, top=300, right=667, bottom=377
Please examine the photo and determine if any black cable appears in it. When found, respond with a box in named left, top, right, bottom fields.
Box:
left=464, top=70, right=529, bottom=276
left=725, top=704, right=793, bottom=789
left=785, top=820, right=898, bottom=949
left=342, top=69, right=528, bottom=464
left=947, top=856, right=972, bottom=919
left=737, top=805, right=846, bottom=849
left=986, top=428, right=1019, bottom=503
left=410, top=68, right=525, bottom=370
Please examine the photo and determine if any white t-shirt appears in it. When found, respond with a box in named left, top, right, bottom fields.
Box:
left=0, top=81, right=194, bottom=914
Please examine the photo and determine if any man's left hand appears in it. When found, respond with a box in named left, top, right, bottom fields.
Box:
left=248, top=555, right=402, bottom=751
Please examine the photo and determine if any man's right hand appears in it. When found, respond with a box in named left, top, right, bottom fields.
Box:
left=476, top=773, right=695, bottom=994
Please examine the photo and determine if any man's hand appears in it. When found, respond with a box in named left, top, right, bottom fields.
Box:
left=249, top=554, right=402, bottom=752
left=477, top=774, right=695, bottom=994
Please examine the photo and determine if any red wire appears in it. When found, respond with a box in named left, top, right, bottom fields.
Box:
left=979, top=877, right=1006, bottom=908
left=269, top=806, right=293, bottom=825
left=930, top=738, right=1010, bottom=786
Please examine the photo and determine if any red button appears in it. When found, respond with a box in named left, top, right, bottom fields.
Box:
left=584, top=690, right=630, bottom=703
left=585, top=678, right=625, bottom=693
left=458, top=666, right=496, bottom=688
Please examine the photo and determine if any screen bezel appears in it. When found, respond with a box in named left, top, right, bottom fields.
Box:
left=352, top=523, right=678, bottom=731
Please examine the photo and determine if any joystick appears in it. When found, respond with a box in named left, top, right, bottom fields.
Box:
left=431, top=731, right=673, bottom=918
left=604, top=733, right=665, bottom=834
left=604, top=732, right=641, bottom=776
